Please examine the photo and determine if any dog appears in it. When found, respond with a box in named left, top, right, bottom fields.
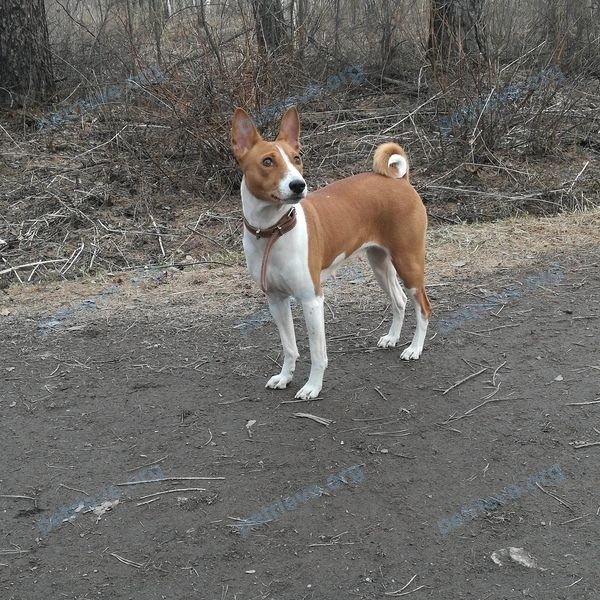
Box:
left=230, top=107, right=431, bottom=399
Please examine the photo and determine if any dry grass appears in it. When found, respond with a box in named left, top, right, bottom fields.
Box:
left=3, top=207, right=598, bottom=322
left=427, top=206, right=600, bottom=278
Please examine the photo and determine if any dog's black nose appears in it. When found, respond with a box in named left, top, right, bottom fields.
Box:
left=289, top=179, right=306, bottom=194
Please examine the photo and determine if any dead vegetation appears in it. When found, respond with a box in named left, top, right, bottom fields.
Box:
left=1, top=0, right=599, bottom=286
left=3, top=206, right=598, bottom=324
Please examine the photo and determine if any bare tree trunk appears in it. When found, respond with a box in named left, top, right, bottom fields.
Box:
left=333, top=0, right=341, bottom=57
left=124, top=0, right=136, bottom=73
left=198, top=0, right=223, bottom=71
left=535, top=0, right=595, bottom=65
left=428, top=0, right=487, bottom=70
left=545, top=0, right=568, bottom=60
left=150, top=0, right=164, bottom=67
left=253, top=0, right=286, bottom=54
left=295, top=0, right=306, bottom=57
left=379, top=0, right=396, bottom=70
left=351, top=0, right=358, bottom=26
left=0, top=0, right=54, bottom=106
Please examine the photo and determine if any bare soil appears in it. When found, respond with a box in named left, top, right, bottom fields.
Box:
left=1, top=227, right=599, bottom=598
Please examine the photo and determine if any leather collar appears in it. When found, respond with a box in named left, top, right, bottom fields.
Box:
left=243, top=207, right=297, bottom=240
left=243, top=207, right=297, bottom=293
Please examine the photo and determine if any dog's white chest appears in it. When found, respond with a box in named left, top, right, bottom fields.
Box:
left=243, top=205, right=313, bottom=298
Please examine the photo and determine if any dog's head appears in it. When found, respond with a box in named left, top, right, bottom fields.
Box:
left=230, top=107, right=306, bottom=204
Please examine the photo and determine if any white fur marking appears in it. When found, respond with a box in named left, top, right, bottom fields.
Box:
left=265, top=295, right=299, bottom=389
left=320, top=252, right=346, bottom=281
left=400, top=288, right=428, bottom=360
left=295, top=296, right=327, bottom=399
left=367, top=249, right=407, bottom=348
left=320, top=243, right=378, bottom=282
left=388, top=154, right=408, bottom=178
left=275, top=144, right=306, bottom=201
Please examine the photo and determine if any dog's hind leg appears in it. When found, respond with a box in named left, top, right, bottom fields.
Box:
left=266, top=294, right=299, bottom=389
left=400, top=286, right=431, bottom=360
left=387, top=253, right=431, bottom=360
left=367, top=247, right=407, bottom=348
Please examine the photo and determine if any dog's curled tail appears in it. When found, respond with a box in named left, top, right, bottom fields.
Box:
left=372, top=142, right=409, bottom=179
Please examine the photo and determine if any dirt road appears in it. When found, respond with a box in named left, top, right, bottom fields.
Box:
left=1, top=245, right=599, bottom=599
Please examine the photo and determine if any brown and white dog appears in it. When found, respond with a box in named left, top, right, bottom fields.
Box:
left=231, top=107, right=431, bottom=399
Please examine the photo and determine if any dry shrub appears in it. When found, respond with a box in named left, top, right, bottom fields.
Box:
left=1, top=0, right=598, bottom=284
left=427, top=0, right=599, bottom=161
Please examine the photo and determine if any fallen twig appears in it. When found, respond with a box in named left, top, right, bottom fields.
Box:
left=137, top=497, right=161, bottom=507
left=60, top=241, right=85, bottom=275
left=535, top=482, right=573, bottom=511
left=0, top=258, right=69, bottom=276
left=280, top=397, right=323, bottom=404
left=442, top=393, right=517, bottom=424
left=464, top=324, right=520, bottom=336
left=424, top=184, right=566, bottom=207
left=0, top=548, right=29, bottom=555
left=566, top=399, right=600, bottom=406
left=366, top=430, right=411, bottom=437
left=566, top=160, right=590, bottom=193
left=109, top=552, right=144, bottom=568
left=571, top=441, right=600, bottom=449
left=480, top=384, right=501, bottom=401
left=293, top=413, right=334, bottom=426
left=150, top=214, right=166, bottom=257
left=374, top=386, right=388, bottom=401
left=381, top=91, right=443, bottom=133
left=492, top=361, right=507, bottom=386
left=125, top=456, right=168, bottom=472
left=138, top=487, right=206, bottom=500
left=75, top=124, right=129, bottom=159
left=0, top=494, right=37, bottom=507
left=385, top=574, right=426, bottom=596
left=385, top=574, right=418, bottom=596
left=441, top=367, right=488, bottom=395
left=115, top=476, right=224, bottom=486
left=57, top=483, right=89, bottom=495
left=559, top=514, right=588, bottom=525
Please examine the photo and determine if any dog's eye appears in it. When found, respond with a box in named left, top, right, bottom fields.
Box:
left=262, top=157, right=273, bottom=167
left=293, top=156, right=302, bottom=165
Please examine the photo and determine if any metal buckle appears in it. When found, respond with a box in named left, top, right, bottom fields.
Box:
left=255, top=228, right=261, bottom=239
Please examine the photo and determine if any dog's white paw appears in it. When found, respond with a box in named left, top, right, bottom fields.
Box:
left=400, top=345, right=422, bottom=360
left=377, top=334, right=399, bottom=348
left=266, top=373, right=293, bottom=389
left=295, top=383, right=321, bottom=400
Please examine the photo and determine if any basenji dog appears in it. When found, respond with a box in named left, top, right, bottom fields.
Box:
left=231, top=107, right=431, bottom=399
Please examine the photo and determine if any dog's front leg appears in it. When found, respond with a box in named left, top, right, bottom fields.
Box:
left=265, top=294, right=299, bottom=389
left=296, top=296, right=327, bottom=399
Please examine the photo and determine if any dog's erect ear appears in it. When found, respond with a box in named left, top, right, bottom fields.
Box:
left=276, top=107, right=300, bottom=150
left=231, top=108, right=260, bottom=160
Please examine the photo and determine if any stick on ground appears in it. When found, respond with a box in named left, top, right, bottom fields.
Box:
left=441, top=367, right=488, bottom=395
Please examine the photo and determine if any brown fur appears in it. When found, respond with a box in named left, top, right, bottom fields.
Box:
left=302, top=173, right=431, bottom=319
left=231, top=106, right=431, bottom=322
left=231, top=108, right=304, bottom=203
left=372, top=142, right=409, bottom=180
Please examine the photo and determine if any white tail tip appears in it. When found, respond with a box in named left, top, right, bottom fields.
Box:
left=388, top=154, right=408, bottom=178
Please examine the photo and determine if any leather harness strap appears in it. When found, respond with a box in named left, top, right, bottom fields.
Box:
left=243, top=207, right=297, bottom=294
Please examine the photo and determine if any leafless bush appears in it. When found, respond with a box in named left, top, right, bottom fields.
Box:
left=40, top=0, right=598, bottom=159
left=425, top=0, right=599, bottom=160
left=1, top=0, right=598, bottom=283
